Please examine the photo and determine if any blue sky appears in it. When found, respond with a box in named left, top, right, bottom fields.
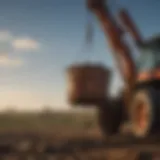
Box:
left=0, top=0, right=159, bottom=110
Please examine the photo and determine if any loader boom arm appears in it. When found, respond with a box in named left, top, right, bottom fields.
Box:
left=87, top=0, right=136, bottom=105
left=118, top=9, right=143, bottom=46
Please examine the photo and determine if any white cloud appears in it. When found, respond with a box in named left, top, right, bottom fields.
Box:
left=0, top=30, right=40, bottom=52
left=12, top=38, right=40, bottom=50
left=0, top=30, right=40, bottom=67
left=0, top=52, right=7, bottom=56
left=0, top=31, right=12, bottom=42
left=0, top=55, right=23, bottom=67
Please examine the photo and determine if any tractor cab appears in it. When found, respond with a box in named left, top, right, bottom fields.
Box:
left=136, top=35, right=160, bottom=88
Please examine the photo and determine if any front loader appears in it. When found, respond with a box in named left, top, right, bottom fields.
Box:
left=87, top=0, right=160, bottom=138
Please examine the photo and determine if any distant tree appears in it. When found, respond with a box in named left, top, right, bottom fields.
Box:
left=3, top=106, right=17, bottom=114
left=40, top=105, right=53, bottom=116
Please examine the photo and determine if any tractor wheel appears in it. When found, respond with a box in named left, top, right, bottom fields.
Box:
left=97, top=98, right=124, bottom=136
left=129, top=88, right=159, bottom=138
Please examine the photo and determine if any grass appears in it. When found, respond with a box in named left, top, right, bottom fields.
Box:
left=0, top=109, right=99, bottom=133
left=0, top=110, right=139, bottom=160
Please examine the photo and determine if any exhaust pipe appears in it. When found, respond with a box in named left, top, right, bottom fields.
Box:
left=118, top=9, right=143, bottom=46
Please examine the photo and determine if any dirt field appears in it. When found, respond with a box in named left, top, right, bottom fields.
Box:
left=0, top=110, right=144, bottom=159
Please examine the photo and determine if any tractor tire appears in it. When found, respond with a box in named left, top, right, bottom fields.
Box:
left=97, top=98, right=125, bottom=136
left=129, top=87, right=159, bottom=138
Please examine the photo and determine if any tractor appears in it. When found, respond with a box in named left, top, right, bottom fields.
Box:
left=66, top=0, right=160, bottom=139
left=87, top=0, right=160, bottom=138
